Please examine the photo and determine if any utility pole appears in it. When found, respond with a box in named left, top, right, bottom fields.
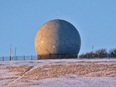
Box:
left=15, top=47, right=17, bottom=56
left=15, top=47, right=17, bottom=60
left=10, top=44, right=12, bottom=61
left=92, top=45, right=94, bottom=53
left=92, top=45, right=94, bottom=58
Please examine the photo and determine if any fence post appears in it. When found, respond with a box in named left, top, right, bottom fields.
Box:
left=16, top=56, right=18, bottom=60
left=10, top=56, right=12, bottom=61
left=2, top=56, right=4, bottom=61
left=24, top=56, right=25, bottom=60
left=31, top=55, right=32, bottom=60
left=15, top=56, right=17, bottom=60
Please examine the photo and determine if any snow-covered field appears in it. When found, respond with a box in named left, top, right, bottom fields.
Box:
left=0, top=59, right=116, bottom=87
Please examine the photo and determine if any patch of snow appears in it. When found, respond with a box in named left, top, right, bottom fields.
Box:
left=30, top=77, right=116, bottom=87
left=42, top=68, right=52, bottom=71
left=0, top=59, right=116, bottom=67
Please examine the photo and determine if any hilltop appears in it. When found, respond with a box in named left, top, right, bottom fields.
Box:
left=0, top=59, right=116, bottom=87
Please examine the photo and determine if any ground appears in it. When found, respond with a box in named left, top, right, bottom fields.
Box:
left=0, top=59, right=116, bottom=87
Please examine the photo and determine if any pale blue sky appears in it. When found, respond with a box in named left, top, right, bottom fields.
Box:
left=0, top=0, right=116, bottom=56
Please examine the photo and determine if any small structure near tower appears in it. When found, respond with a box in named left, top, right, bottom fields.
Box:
left=35, top=19, right=81, bottom=59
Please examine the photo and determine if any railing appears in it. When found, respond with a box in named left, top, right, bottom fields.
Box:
left=0, top=55, right=38, bottom=61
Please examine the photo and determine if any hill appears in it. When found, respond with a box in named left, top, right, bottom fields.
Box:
left=0, top=59, right=116, bottom=87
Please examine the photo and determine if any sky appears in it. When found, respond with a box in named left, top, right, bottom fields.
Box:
left=0, top=0, right=116, bottom=57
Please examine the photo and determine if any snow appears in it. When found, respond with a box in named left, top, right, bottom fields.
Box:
left=34, top=77, right=116, bottom=87
left=0, top=59, right=115, bottom=87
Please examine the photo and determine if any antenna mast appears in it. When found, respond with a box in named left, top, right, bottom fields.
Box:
left=57, top=11, right=59, bottom=19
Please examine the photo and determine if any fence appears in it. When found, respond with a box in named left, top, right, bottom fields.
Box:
left=0, top=55, right=38, bottom=61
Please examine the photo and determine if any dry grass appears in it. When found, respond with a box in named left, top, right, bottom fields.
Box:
left=8, top=66, right=33, bottom=76
left=0, top=60, right=116, bottom=86
left=0, top=77, right=17, bottom=80
left=8, top=66, right=31, bottom=72
left=20, top=62, right=116, bottom=82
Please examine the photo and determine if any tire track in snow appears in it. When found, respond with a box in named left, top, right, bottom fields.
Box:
left=6, top=66, right=34, bottom=86
left=6, top=60, right=52, bottom=86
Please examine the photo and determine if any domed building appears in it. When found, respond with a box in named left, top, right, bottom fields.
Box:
left=35, top=19, right=81, bottom=59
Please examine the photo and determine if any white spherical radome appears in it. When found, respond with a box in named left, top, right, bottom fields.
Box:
left=35, top=19, right=81, bottom=59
